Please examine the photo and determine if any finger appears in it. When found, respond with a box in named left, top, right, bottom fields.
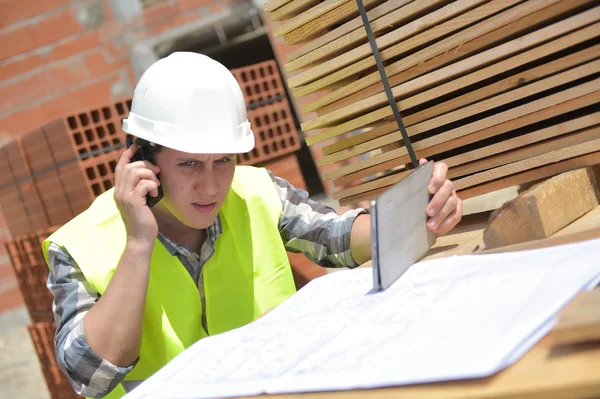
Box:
left=115, top=144, right=138, bottom=180
left=419, top=158, right=428, bottom=166
left=427, top=180, right=454, bottom=218
left=434, top=198, right=463, bottom=236
left=428, top=192, right=458, bottom=232
left=123, top=168, right=161, bottom=193
left=429, top=162, right=448, bottom=194
left=133, top=180, right=159, bottom=201
left=127, top=160, right=160, bottom=173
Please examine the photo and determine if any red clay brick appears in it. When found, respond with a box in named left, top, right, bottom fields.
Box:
left=0, top=0, right=45, bottom=29
left=38, top=73, right=120, bottom=119
left=0, top=185, right=33, bottom=237
left=29, top=320, right=81, bottom=399
left=3, top=50, right=124, bottom=115
left=0, top=32, right=102, bottom=81
left=177, top=0, right=214, bottom=13
left=241, top=100, right=301, bottom=165
left=210, top=1, right=228, bottom=13
left=143, top=1, right=178, bottom=25
left=41, top=0, right=73, bottom=11
left=34, top=9, right=83, bottom=48
left=21, top=129, right=53, bottom=173
left=1, top=104, right=48, bottom=135
left=0, top=25, right=38, bottom=60
left=52, top=31, right=101, bottom=60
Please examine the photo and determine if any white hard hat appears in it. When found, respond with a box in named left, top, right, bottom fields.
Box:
left=122, top=52, right=254, bottom=154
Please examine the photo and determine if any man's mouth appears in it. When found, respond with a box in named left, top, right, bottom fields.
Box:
left=192, top=202, right=216, bottom=213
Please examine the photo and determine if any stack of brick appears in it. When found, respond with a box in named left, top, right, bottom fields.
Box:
left=231, top=59, right=326, bottom=288
left=1, top=98, right=130, bottom=399
left=28, top=320, right=80, bottom=399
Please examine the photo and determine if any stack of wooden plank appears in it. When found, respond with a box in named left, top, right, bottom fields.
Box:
left=264, top=0, right=600, bottom=206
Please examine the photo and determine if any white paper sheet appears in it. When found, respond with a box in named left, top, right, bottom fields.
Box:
left=125, top=238, right=600, bottom=399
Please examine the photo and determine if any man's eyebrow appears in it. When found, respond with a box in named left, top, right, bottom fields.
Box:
left=176, top=158, right=200, bottom=162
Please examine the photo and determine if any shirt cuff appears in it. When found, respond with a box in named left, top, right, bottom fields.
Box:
left=335, top=207, right=370, bottom=269
left=61, top=321, right=138, bottom=397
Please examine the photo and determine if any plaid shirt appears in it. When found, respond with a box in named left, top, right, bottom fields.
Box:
left=46, top=170, right=367, bottom=398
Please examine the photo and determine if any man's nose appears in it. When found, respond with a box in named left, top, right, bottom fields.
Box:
left=194, top=168, right=219, bottom=196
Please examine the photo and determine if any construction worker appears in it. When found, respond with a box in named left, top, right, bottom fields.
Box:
left=43, top=52, right=463, bottom=398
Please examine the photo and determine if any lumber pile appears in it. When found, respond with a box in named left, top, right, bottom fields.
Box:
left=263, top=0, right=600, bottom=206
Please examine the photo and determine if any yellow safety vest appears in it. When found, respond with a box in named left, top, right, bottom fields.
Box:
left=43, top=166, right=297, bottom=398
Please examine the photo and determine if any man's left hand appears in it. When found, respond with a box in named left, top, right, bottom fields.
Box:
left=421, top=158, right=463, bottom=236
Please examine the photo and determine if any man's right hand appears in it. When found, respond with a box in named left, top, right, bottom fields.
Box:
left=114, top=144, right=161, bottom=244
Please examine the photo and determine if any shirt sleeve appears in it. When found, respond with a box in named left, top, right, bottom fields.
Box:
left=266, top=170, right=369, bottom=268
left=46, top=242, right=137, bottom=398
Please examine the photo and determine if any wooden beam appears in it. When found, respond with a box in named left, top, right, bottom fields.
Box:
left=457, top=152, right=600, bottom=200
left=285, top=0, right=441, bottom=70
left=282, top=0, right=390, bottom=46
left=275, top=0, right=349, bottom=37
left=449, top=126, right=600, bottom=180
left=338, top=186, right=389, bottom=207
left=304, top=17, right=600, bottom=133
left=551, top=288, right=600, bottom=346
left=316, top=48, right=600, bottom=166
left=264, top=0, right=294, bottom=13
left=290, top=0, right=516, bottom=90
left=332, top=126, right=600, bottom=202
left=338, top=151, right=600, bottom=206
left=445, top=113, right=600, bottom=170
left=308, top=55, right=600, bottom=152
left=302, top=4, right=600, bottom=116
left=267, top=0, right=320, bottom=21
left=332, top=90, right=600, bottom=188
left=454, top=138, right=600, bottom=191
left=285, top=0, right=408, bottom=62
left=325, top=83, right=600, bottom=184
left=482, top=165, right=600, bottom=249
left=332, top=168, right=409, bottom=200
left=314, top=0, right=598, bottom=116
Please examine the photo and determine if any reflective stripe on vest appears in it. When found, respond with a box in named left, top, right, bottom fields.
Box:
left=43, top=166, right=297, bottom=398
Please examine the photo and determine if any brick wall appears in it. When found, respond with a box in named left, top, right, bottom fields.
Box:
left=0, top=0, right=246, bottom=314
left=0, top=0, right=241, bottom=137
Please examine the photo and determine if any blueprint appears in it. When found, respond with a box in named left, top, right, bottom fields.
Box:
left=124, top=238, right=600, bottom=399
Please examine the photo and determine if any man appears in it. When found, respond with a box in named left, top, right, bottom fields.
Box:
left=44, top=52, right=462, bottom=398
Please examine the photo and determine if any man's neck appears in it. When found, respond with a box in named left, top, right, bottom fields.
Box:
left=152, top=208, right=206, bottom=254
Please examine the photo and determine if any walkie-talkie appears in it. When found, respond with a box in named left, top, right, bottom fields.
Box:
left=125, top=136, right=164, bottom=208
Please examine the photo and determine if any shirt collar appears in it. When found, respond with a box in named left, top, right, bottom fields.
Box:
left=158, top=213, right=223, bottom=256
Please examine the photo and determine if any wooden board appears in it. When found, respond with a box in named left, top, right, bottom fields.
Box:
left=285, top=0, right=449, bottom=71
left=302, top=3, right=599, bottom=113
left=275, top=0, right=349, bottom=37
left=285, top=0, right=415, bottom=66
left=453, top=138, right=600, bottom=190
left=482, top=165, right=600, bottom=249
left=317, top=51, right=600, bottom=167
left=267, top=0, right=320, bottom=21
left=304, top=15, right=600, bottom=136
left=264, top=0, right=294, bottom=13
left=448, top=125, right=600, bottom=179
left=551, top=287, right=600, bottom=346
left=290, top=0, right=520, bottom=91
left=325, top=81, right=600, bottom=183
left=458, top=152, right=600, bottom=201
left=264, top=0, right=600, bottom=206
left=315, top=6, right=600, bottom=116
left=282, top=0, right=389, bottom=46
